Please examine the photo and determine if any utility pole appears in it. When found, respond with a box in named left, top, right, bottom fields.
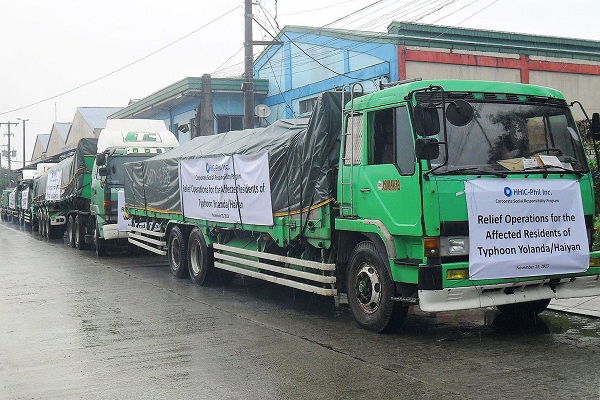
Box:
left=243, top=0, right=254, bottom=130
left=243, top=0, right=281, bottom=129
left=1, top=122, right=19, bottom=186
left=18, top=118, right=28, bottom=169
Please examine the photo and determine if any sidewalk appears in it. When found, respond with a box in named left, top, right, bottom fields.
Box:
left=549, top=296, right=600, bottom=318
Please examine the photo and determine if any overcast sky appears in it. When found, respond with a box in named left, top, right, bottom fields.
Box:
left=1, top=0, right=598, bottom=166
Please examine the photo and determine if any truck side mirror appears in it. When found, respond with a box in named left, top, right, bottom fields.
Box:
left=96, top=153, right=106, bottom=166
left=592, top=113, right=600, bottom=138
left=98, top=166, right=108, bottom=177
left=415, top=138, right=440, bottom=160
left=413, top=103, right=440, bottom=137
left=446, top=100, right=474, bottom=126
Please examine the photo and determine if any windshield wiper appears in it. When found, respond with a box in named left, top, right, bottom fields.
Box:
left=524, top=165, right=584, bottom=178
left=436, top=166, right=507, bottom=178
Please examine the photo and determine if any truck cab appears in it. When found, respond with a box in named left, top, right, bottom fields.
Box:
left=90, top=119, right=179, bottom=255
left=1, top=189, right=13, bottom=222
left=15, top=177, right=34, bottom=227
left=338, top=80, right=600, bottom=331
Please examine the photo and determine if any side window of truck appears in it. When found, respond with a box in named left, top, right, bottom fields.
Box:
left=371, top=106, right=415, bottom=175
left=344, top=114, right=363, bottom=165
left=395, top=106, right=415, bottom=175
left=372, top=108, right=394, bottom=165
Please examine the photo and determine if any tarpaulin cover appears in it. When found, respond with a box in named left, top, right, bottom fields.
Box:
left=124, top=91, right=343, bottom=215
left=33, top=138, right=98, bottom=203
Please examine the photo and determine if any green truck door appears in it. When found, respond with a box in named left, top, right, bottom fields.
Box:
left=352, top=106, right=422, bottom=237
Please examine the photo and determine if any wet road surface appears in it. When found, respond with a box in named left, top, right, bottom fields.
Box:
left=1, top=222, right=599, bottom=399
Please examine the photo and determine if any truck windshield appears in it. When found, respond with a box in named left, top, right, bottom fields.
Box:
left=105, top=155, right=146, bottom=185
left=430, top=102, right=588, bottom=174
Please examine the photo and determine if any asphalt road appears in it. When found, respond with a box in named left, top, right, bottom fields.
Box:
left=1, top=222, right=599, bottom=400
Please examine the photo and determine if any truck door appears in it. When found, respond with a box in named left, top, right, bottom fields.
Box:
left=351, top=106, right=422, bottom=237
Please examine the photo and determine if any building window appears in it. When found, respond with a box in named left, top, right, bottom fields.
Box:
left=299, top=97, right=318, bottom=115
left=217, top=115, right=244, bottom=133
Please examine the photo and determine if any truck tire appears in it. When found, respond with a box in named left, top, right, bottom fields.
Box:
left=74, top=215, right=85, bottom=250
left=497, top=299, right=550, bottom=317
left=67, top=215, right=76, bottom=248
left=45, top=213, right=53, bottom=239
left=168, top=226, right=188, bottom=278
left=39, top=212, right=45, bottom=237
left=94, top=224, right=107, bottom=256
left=187, top=228, right=210, bottom=285
left=347, top=241, right=408, bottom=333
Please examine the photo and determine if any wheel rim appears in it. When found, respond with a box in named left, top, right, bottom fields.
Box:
left=355, top=263, right=382, bottom=314
left=170, top=236, right=181, bottom=269
left=189, top=238, right=201, bottom=275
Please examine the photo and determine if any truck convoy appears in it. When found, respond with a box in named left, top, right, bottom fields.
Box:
left=122, top=79, right=600, bottom=332
left=30, top=119, right=179, bottom=255
left=2, top=80, right=599, bottom=333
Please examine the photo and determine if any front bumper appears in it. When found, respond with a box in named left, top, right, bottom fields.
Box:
left=102, top=223, right=129, bottom=241
left=418, top=274, right=600, bottom=312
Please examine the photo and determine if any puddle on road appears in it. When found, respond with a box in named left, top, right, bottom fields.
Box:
left=405, top=306, right=600, bottom=340
left=539, top=311, right=600, bottom=337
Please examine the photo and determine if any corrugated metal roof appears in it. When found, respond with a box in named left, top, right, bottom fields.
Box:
left=77, top=107, right=123, bottom=130
left=110, top=77, right=268, bottom=120
left=37, top=134, right=50, bottom=150
left=263, top=23, right=600, bottom=62
left=387, top=22, right=600, bottom=61
left=52, top=122, right=71, bottom=142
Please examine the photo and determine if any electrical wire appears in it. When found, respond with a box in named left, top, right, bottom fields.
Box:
left=215, top=0, right=467, bottom=77
left=0, top=6, right=241, bottom=116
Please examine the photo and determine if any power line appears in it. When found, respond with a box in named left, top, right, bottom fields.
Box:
left=430, top=0, right=480, bottom=23
left=278, top=0, right=364, bottom=16
left=454, top=0, right=498, bottom=27
left=215, top=0, right=465, bottom=77
left=0, top=6, right=241, bottom=117
left=212, top=0, right=400, bottom=76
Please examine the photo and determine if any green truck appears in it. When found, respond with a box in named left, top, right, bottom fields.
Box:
left=1, top=188, right=14, bottom=222
left=32, top=138, right=99, bottom=241
left=31, top=119, right=179, bottom=255
left=14, top=172, right=37, bottom=229
left=124, top=80, right=600, bottom=332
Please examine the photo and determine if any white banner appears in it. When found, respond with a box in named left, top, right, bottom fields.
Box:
left=8, top=192, right=15, bottom=209
left=465, top=179, right=589, bottom=280
left=179, top=152, right=273, bottom=226
left=45, top=171, right=62, bottom=201
left=117, top=190, right=130, bottom=232
left=21, top=189, right=29, bottom=210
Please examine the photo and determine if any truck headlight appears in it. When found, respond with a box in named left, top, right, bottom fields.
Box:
left=440, top=236, right=469, bottom=256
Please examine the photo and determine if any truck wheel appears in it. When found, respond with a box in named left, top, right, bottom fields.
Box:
left=45, top=213, right=54, bottom=239
left=187, top=228, right=210, bottom=285
left=74, top=215, right=85, bottom=250
left=347, top=241, right=408, bottom=333
left=95, top=224, right=107, bottom=256
left=168, top=226, right=188, bottom=278
left=67, top=215, right=76, bottom=248
left=39, top=212, right=45, bottom=237
left=497, top=299, right=550, bottom=317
